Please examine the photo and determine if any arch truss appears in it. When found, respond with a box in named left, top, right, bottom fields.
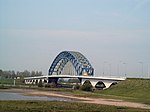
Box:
left=49, top=51, right=94, bottom=76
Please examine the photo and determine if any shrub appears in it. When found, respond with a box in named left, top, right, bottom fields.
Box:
left=0, top=85, right=9, bottom=89
left=38, top=80, right=43, bottom=87
left=44, top=84, right=51, bottom=88
left=44, top=83, right=57, bottom=88
left=80, top=81, right=93, bottom=91
left=74, top=83, right=80, bottom=90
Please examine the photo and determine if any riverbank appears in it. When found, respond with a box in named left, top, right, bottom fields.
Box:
left=0, top=88, right=150, bottom=110
left=24, top=90, right=150, bottom=109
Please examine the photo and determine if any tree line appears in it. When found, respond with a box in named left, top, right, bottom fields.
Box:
left=0, top=69, right=42, bottom=79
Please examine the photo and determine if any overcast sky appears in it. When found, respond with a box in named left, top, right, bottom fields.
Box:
left=0, top=0, right=150, bottom=78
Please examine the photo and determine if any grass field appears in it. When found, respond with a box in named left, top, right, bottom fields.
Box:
left=64, top=78, right=150, bottom=104
left=98, top=78, right=150, bottom=104
left=0, top=79, right=14, bottom=84
left=0, top=78, right=24, bottom=85
left=0, top=100, right=149, bottom=112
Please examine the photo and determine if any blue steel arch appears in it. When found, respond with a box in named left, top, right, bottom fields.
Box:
left=48, top=51, right=94, bottom=76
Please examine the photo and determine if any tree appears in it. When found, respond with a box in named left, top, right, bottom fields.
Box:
left=0, top=69, right=3, bottom=75
left=22, top=70, right=30, bottom=77
left=0, top=69, right=3, bottom=79
left=11, top=71, right=16, bottom=79
left=31, top=71, right=35, bottom=77
left=35, top=71, right=42, bottom=76
left=0, top=69, right=42, bottom=79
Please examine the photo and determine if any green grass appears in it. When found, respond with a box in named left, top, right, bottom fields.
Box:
left=96, top=78, right=150, bottom=104
left=63, top=78, right=150, bottom=105
left=0, top=79, right=14, bottom=84
left=0, top=78, right=25, bottom=85
left=0, top=100, right=149, bottom=112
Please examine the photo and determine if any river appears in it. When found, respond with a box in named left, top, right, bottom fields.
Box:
left=0, top=90, right=71, bottom=101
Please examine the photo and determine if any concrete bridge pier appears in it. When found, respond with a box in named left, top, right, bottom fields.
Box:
left=81, top=78, right=119, bottom=89
left=103, top=81, right=117, bottom=89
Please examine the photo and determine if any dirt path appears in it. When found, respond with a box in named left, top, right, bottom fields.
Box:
left=25, top=91, right=150, bottom=110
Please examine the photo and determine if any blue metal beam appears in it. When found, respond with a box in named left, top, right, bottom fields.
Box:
left=48, top=51, right=94, bottom=76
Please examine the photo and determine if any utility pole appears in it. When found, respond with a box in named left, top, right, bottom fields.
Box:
left=148, top=63, right=150, bottom=78
left=139, top=62, right=143, bottom=78
left=109, top=63, right=111, bottom=77
left=118, top=61, right=122, bottom=76
left=14, top=77, right=16, bottom=86
left=123, top=62, right=127, bottom=77
left=103, top=61, right=107, bottom=76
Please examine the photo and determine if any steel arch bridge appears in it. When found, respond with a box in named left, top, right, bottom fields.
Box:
left=48, top=51, right=94, bottom=76
left=24, top=51, right=126, bottom=89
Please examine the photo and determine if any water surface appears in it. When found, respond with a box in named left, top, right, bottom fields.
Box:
left=0, top=92, right=70, bottom=101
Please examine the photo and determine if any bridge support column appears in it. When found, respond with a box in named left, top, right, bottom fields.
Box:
left=25, top=79, right=28, bottom=84
left=78, top=78, right=82, bottom=85
left=102, top=80, right=118, bottom=89
left=81, top=78, right=119, bottom=89
left=48, top=77, right=59, bottom=85
left=103, top=82, right=113, bottom=89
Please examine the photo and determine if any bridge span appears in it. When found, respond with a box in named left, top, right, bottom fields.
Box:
left=24, top=75, right=125, bottom=89
left=24, top=51, right=126, bottom=89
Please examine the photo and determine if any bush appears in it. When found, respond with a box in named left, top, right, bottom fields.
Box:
left=0, top=85, right=9, bottom=89
left=74, top=83, right=80, bottom=90
left=38, top=80, right=43, bottom=87
left=50, top=82, right=57, bottom=88
left=80, top=81, right=93, bottom=91
left=44, top=84, right=51, bottom=88
left=44, top=83, right=57, bottom=88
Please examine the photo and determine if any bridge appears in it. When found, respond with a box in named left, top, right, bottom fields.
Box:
left=24, top=51, right=126, bottom=89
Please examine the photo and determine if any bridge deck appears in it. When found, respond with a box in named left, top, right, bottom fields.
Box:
left=24, top=75, right=126, bottom=81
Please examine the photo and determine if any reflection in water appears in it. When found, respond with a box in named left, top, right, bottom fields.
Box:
left=0, top=92, right=70, bottom=101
